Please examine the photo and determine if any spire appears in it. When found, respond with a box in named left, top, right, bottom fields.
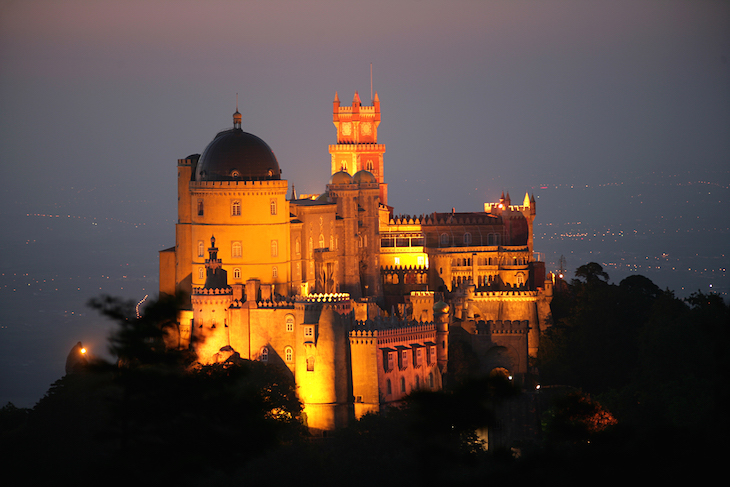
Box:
left=291, top=185, right=297, bottom=200
left=353, top=91, right=361, bottom=106
left=233, top=93, right=242, bottom=129
left=523, top=192, right=530, bottom=207
left=334, top=91, right=340, bottom=103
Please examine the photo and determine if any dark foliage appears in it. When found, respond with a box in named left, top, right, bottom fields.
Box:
left=537, top=263, right=729, bottom=447
left=0, top=294, right=304, bottom=485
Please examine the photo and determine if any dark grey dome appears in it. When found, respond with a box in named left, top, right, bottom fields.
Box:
left=195, top=127, right=281, bottom=181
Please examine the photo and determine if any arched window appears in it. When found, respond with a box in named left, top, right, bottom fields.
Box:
left=272, top=266, right=278, bottom=278
left=232, top=241, right=242, bottom=258
left=198, top=267, right=205, bottom=280
left=285, top=346, right=293, bottom=362
left=260, top=347, right=269, bottom=362
left=231, top=200, right=241, bottom=216
left=463, top=232, right=472, bottom=245
left=233, top=268, right=241, bottom=279
left=295, top=238, right=301, bottom=255
left=285, top=314, right=295, bottom=332
left=366, top=159, right=373, bottom=171
left=440, top=233, right=449, bottom=246
left=319, top=233, right=325, bottom=248
left=197, top=240, right=204, bottom=258
left=271, top=240, right=278, bottom=257
left=308, top=237, right=313, bottom=257
left=270, top=199, right=277, bottom=215
left=197, top=199, right=204, bottom=216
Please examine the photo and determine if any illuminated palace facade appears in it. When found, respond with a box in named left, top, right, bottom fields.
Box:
left=159, top=93, right=553, bottom=433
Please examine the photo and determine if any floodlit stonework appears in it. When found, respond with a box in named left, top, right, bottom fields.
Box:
left=159, top=93, right=552, bottom=434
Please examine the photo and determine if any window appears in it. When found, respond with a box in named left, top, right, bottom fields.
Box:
left=260, top=347, right=269, bottom=362
left=319, top=233, right=325, bottom=249
left=197, top=199, right=204, bottom=216
left=232, top=241, right=242, bottom=258
left=440, top=233, right=449, bottom=246
left=304, top=326, right=314, bottom=339
left=285, top=315, right=295, bottom=332
left=394, top=257, right=400, bottom=266
left=400, top=377, right=406, bottom=393
left=429, top=346, right=436, bottom=364
left=386, top=379, right=392, bottom=395
left=307, top=356, right=314, bottom=371
left=387, top=352, right=395, bottom=371
left=308, top=237, right=313, bottom=257
left=272, top=266, right=278, bottom=278
left=197, top=240, right=204, bottom=258
left=285, top=346, right=293, bottom=362
left=198, top=267, right=205, bottom=280
left=429, top=372, right=434, bottom=388
left=233, top=268, right=241, bottom=279
left=417, top=256, right=425, bottom=267
left=366, top=159, right=373, bottom=171
left=270, top=199, right=277, bottom=215
left=271, top=240, right=278, bottom=257
left=517, top=273, right=525, bottom=286
left=416, top=347, right=423, bottom=367
left=231, top=200, right=241, bottom=216
left=463, top=232, right=472, bottom=245
left=295, top=238, right=301, bottom=255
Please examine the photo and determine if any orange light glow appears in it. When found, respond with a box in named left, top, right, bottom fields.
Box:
left=80, top=348, right=87, bottom=354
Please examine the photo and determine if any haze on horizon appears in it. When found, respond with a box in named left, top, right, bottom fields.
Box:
left=1, top=0, right=728, bottom=407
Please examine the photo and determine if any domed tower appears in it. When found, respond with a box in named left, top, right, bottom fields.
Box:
left=167, top=108, right=292, bottom=305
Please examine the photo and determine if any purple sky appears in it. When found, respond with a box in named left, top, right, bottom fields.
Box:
left=2, top=1, right=727, bottom=213
left=0, top=1, right=728, bottom=406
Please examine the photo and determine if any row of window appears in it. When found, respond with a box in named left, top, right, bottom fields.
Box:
left=259, top=345, right=294, bottom=363
left=385, top=373, right=436, bottom=395
left=439, top=232, right=501, bottom=247
left=384, top=346, right=437, bottom=372
left=197, top=266, right=278, bottom=280
left=197, top=240, right=280, bottom=258
left=452, top=256, right=527, bottom=266
left=196, top=199, right=278, bottom=217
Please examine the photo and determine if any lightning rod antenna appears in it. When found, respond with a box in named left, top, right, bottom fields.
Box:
left=370, top=63, right=373, bottom=104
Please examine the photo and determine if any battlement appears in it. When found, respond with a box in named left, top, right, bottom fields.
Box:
left=475, top=320, right=530, bottom=334
left=470, top=290, right=538, bottom=300
left=349, top=328, right=378, bottom=345
left=409, top=291, right=434, bottom=297
left=329, top=143, right=386, bottom=151
left=190, top=180, right=288, bottom=190
left=192, top=287, right=232, bottom=296
left=296, top=292, right=351, bottom=303
left=381, top=264, right=428, bottom=272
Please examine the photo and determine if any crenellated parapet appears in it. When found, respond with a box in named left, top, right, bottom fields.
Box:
left=471, top=290, right=538, bottom=301
left=192, top=287, right=232, bottom=296
left=348, top=328, right=378, bottom=345
left=295, top=293, right=352, bottom=315
left=474, top=319, right=530, bottom=335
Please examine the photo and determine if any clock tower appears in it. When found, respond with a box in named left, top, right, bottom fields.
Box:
left=329, top=91, right=388, bottom=205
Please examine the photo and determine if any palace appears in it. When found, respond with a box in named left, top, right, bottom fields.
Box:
left=158, top=92, right=553, bottom=434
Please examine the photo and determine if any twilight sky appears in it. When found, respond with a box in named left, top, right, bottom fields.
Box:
left=0, top=0, right=728, bottom=406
